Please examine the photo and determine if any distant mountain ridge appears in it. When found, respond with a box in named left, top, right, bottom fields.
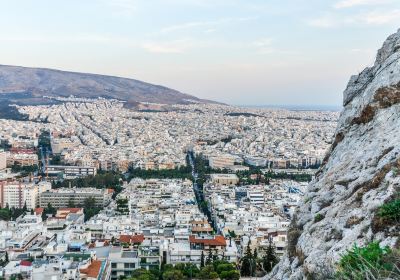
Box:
left=0, top=65, right=214, bottom=107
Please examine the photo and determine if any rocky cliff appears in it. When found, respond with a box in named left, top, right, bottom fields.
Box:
left=267, top=30, right=400, bottom=279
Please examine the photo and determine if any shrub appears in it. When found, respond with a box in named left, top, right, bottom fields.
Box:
left=219, top=270, right=240, bottom=280
left=378, top=199, right=400, bottom=221
left=314, top=213, right=324, bottom=223
left=337, top=242, right=400, bottom=280
left=162, top=269, right=185, bottom=280
left=373, top=199, right=400, bottom=232
left=287, top=227, right=302, bottom=258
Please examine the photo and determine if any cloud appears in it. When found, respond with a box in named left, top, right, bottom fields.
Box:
left=334, top=0, right=390, bottom=9
left=307, top=16, right=339, bottom=28
left=252, top=38, right=274, bottom=54
left=307, top=9, right=400, bottom=28
left=160, top=16, right=258, bottom=34
left=105, top=0, right=137, bottom=17
left=141, top=39, right=193, bottom=54
left=351, top=48, right=372, bottom=53
left=361, top=9, right=400, bottom=24
left=0, top=34, right=116, bottom=43
left=161, top=20, right=217, bottom=33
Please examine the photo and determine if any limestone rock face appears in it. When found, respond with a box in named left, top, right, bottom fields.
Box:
left=266, top=29, right=400, bottom=279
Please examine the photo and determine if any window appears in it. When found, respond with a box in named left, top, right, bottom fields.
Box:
left=124, top=263, right=135, bottom=269
left=111, top=263, right=117, bottom=268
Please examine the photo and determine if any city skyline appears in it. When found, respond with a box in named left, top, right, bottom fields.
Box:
left=1, top=0, right=400, bottom=106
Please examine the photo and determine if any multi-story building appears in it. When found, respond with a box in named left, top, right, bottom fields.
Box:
left=245, top=156, right=267, bottom=167
left=6, top=152, right=38, bottom=167
left=39, top=188, right=109, bottom=208
left=50, top=138, right=75, bottom=154
left=45, top=165, right=97, bottom=179
left=0, top=149, right=6, bottom=170
left=247, top=186, right=265, bottom=205
left=209, top=174, right=239, bottom=186
left=208, top=155, right=236, bottom=169
left=189, top=235, right=227, bottom=255
left=109, top=247, right=140, bottom=280
left=0, top=181, right=51, bottom=209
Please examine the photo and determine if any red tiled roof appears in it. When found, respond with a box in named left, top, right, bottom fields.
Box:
left=10, top=148, right=35, bottom=154
left=20, top=260, right=32, bottom=266
left=119, top=234, right=145, bottom=244
left=190, top=220, right=209, bottom=224
left=107, top=188, right=114, bottom=194
left=189, top=235, right=227, bottom=246
left=34, top=207, right=44, bottom=215
left=58, top=208, right=83, bottom=213
left=80, top=260, right=102, bottom=278
left=192, top=227, right=213, bottom=232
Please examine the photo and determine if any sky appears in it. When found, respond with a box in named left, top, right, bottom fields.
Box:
left=1, top=0, right=400, bottom=107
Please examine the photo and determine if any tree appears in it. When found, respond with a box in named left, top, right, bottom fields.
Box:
left=220, top=270, right=240, bottom=280
left=240, top=242, right=254, bottom=277
left=129, top=268, right=158, bottom=280
left=172, top=263, right=199, bottom=278
left=240, top=257, right=252, bottom=277
left=67, top=197, right=76, bottom=208
left=162, top=269, right=184, bottom=280
left=83, top=197, right=101, bottom=221
left=253, top=248, right=258, bottom=260
left=263, top=238, right=278, bottom=273
left=116, top=198, right=129, bottom=215
left=206, top=249, right=213, bottom=265
left=200, top=251, right=205, bottom=268
left=212, top=249, right=218, bottom=262
left=42, top=203, right=56, bottom=221
left=198, top=265, right=219, bottom=280
left=0, top=208, right=11, bottom=221
left=245, top=241, right=252, bottom=258
left=228, top=230, right=237, bottom=239
left=216, top=263, right=236, bottom=274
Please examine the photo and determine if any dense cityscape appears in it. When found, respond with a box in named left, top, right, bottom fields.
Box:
left=1, top=1, right=400, bottom=278
left=0, top=98, right=339, bottom=279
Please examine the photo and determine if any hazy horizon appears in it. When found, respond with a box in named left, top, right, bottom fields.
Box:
left=1, top=0, right=400, bottom=106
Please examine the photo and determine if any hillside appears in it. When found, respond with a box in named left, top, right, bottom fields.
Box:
left=0, top=65, right=213, bottom=107
left=267, top=30, right=400, bottom=279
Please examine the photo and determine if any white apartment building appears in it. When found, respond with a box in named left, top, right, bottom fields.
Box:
left=0, top=181, right=51, bottom=209
left=109, top=247, right=140, bottom=280
left=46, top=165, right=97, bottom=179
left=50, top=138, right=75, bottom=154
left=208, top=155, right=236, bottom=169
left=39, top=187, right=109, bottom=208
left=0, top=150, right=6, bottom=170
left=247, top=187, right=265, bottom=205
left=209, top=174, right=239, bottom=186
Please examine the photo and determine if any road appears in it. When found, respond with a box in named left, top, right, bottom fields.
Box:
left=39, top=146, right=51, bottom=176
left=188, top=152, right=200, bottom=203
left=187, top=152, right=217, bottom=232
